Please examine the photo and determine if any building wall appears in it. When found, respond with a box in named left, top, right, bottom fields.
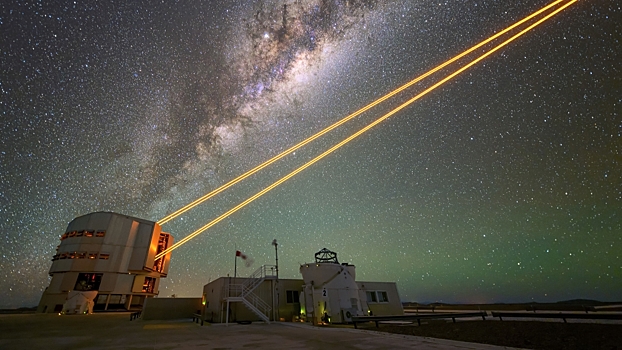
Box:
left=276, top=279, right=304, bottom=321
left=142, top=297, right=202, bottom=320
left=357, top=281, right=403, bottom=316
left=202, top=277, right=226, bottom=322
left=38, top=212, right=173, bottom=313
left=200, top=275, right=402, bottom=324
left=203, top=277, right=275, bottom=323
left=202, top=277, right=304, bottom=323
left=300, top=263, right=366, bottom=324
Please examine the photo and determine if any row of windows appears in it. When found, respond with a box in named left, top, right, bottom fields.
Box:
left=52, top=252, right=110, bottom=261
left=74, top=273, right=154, bottom=294
left=45, top=293, right=147, bottom=313
left=366, top=290, right=389, bottom=303
left=60, top=230, right=106, bottom=240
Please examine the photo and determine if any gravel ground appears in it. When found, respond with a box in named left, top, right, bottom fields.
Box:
left=359, top=320, right=622, bottom=350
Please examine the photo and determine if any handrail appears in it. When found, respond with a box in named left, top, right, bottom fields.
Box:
left=245, top=290, right=271, bottom=313
left=491, top=311, right=622, bottom=323
left=226, top=283, right=244, bottom=297
left=351, top=312, right=488, bottom=328
left=242, top=265, right=276, bottom=286
left=224, top=283, right=272, bottom=319
left=241, top=298, right=270, bottom=323
left=223, top=265, right=276, bottom=323
left=239, top=265, right=277, bottom=295
left=242, top=277, right=263, bottom=294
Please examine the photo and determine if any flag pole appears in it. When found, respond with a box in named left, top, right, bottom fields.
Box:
left=234, top=246, right=237, bottom=279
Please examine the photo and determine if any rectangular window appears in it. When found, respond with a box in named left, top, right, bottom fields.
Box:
left=366, top=291, right=389, bottom=303
left=95, top=230, right=105, bottom=237
left=131, top=295, right=144, bottom=306
left=76, top=252, right=87, bottom=259
left=142, top=277, right=156, bottom=293
left=152, top=233, right=169, bottom=272
left=68, top=252, right=76, bottom=259
left=59, top=252, right=68, bottom=259
left=88, top=253, right=98, bottom=259
left=377, top=291, right=389, bottom=303
left=107, top=294, right=122, bottom=305
left=95, top=294, right=108, bottom=304
left=286, top=290, right=300, bottom=303
left=74, top=273, right=102, bottom=291
left=84, top=230, right=94, bottom=238
left=99, top=253, right=110, bottom=260
left=68, top=231, right=77, bottom=238
left=75, top=231, right=83, bottom=237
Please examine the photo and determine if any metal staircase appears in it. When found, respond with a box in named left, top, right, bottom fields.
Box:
left=224, top=265, right=276, bottom=324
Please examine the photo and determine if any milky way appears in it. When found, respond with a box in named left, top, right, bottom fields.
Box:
left=1, top=0, right=620, bottom=308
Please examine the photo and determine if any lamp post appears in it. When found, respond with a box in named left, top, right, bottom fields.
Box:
left=272, top=239, right=279, bottom=279
left=272, top=239, right=279, bottom=321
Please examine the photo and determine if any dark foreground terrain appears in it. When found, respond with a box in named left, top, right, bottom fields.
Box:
left=0, top=313, right=517, bottom=350
left=361, top=320, right=622, bottom=350
left=2, top=311, right=620, bottom=349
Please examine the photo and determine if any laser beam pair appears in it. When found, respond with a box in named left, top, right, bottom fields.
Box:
left=155, top=0, right=578, bottom=260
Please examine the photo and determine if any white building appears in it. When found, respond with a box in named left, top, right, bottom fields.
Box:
left=37, top=212, right=173, bottom=313
left=201, top=248, right=403, bottom=324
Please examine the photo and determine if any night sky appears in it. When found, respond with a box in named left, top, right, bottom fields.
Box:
left=1, top=0, right=620, bottom=309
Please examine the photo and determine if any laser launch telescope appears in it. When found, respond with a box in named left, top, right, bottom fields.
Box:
left=37, top=212, right=173, bottom=313
left=299, top=248, right=367, bottom=324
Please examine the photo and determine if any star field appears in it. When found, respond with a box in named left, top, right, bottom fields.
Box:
left=1, top=0, right=620, bottom=308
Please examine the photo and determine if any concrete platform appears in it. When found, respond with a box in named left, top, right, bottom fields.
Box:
left=0, top=313, right=524, bottom=349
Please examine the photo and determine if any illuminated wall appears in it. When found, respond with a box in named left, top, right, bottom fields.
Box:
left=201, top=275, right=402, bottom=323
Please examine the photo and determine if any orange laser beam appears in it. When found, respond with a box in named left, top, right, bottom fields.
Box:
left=156, top=0, right=568, bottom=226
left=155, top=0, right=577, bottom=260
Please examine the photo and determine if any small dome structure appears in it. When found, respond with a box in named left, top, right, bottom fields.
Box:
left=314, top=248, right=339, bottom=264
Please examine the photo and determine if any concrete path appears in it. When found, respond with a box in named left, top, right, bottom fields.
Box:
left=0, top=313, right=524, bottom=349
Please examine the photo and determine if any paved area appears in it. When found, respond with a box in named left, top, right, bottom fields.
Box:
left=0, top=313, right=524, bottom=349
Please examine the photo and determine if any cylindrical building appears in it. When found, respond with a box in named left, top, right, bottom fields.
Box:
left=37, top=212, right=173, bottom=313
left=299, top=248, right=366, bottom=324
